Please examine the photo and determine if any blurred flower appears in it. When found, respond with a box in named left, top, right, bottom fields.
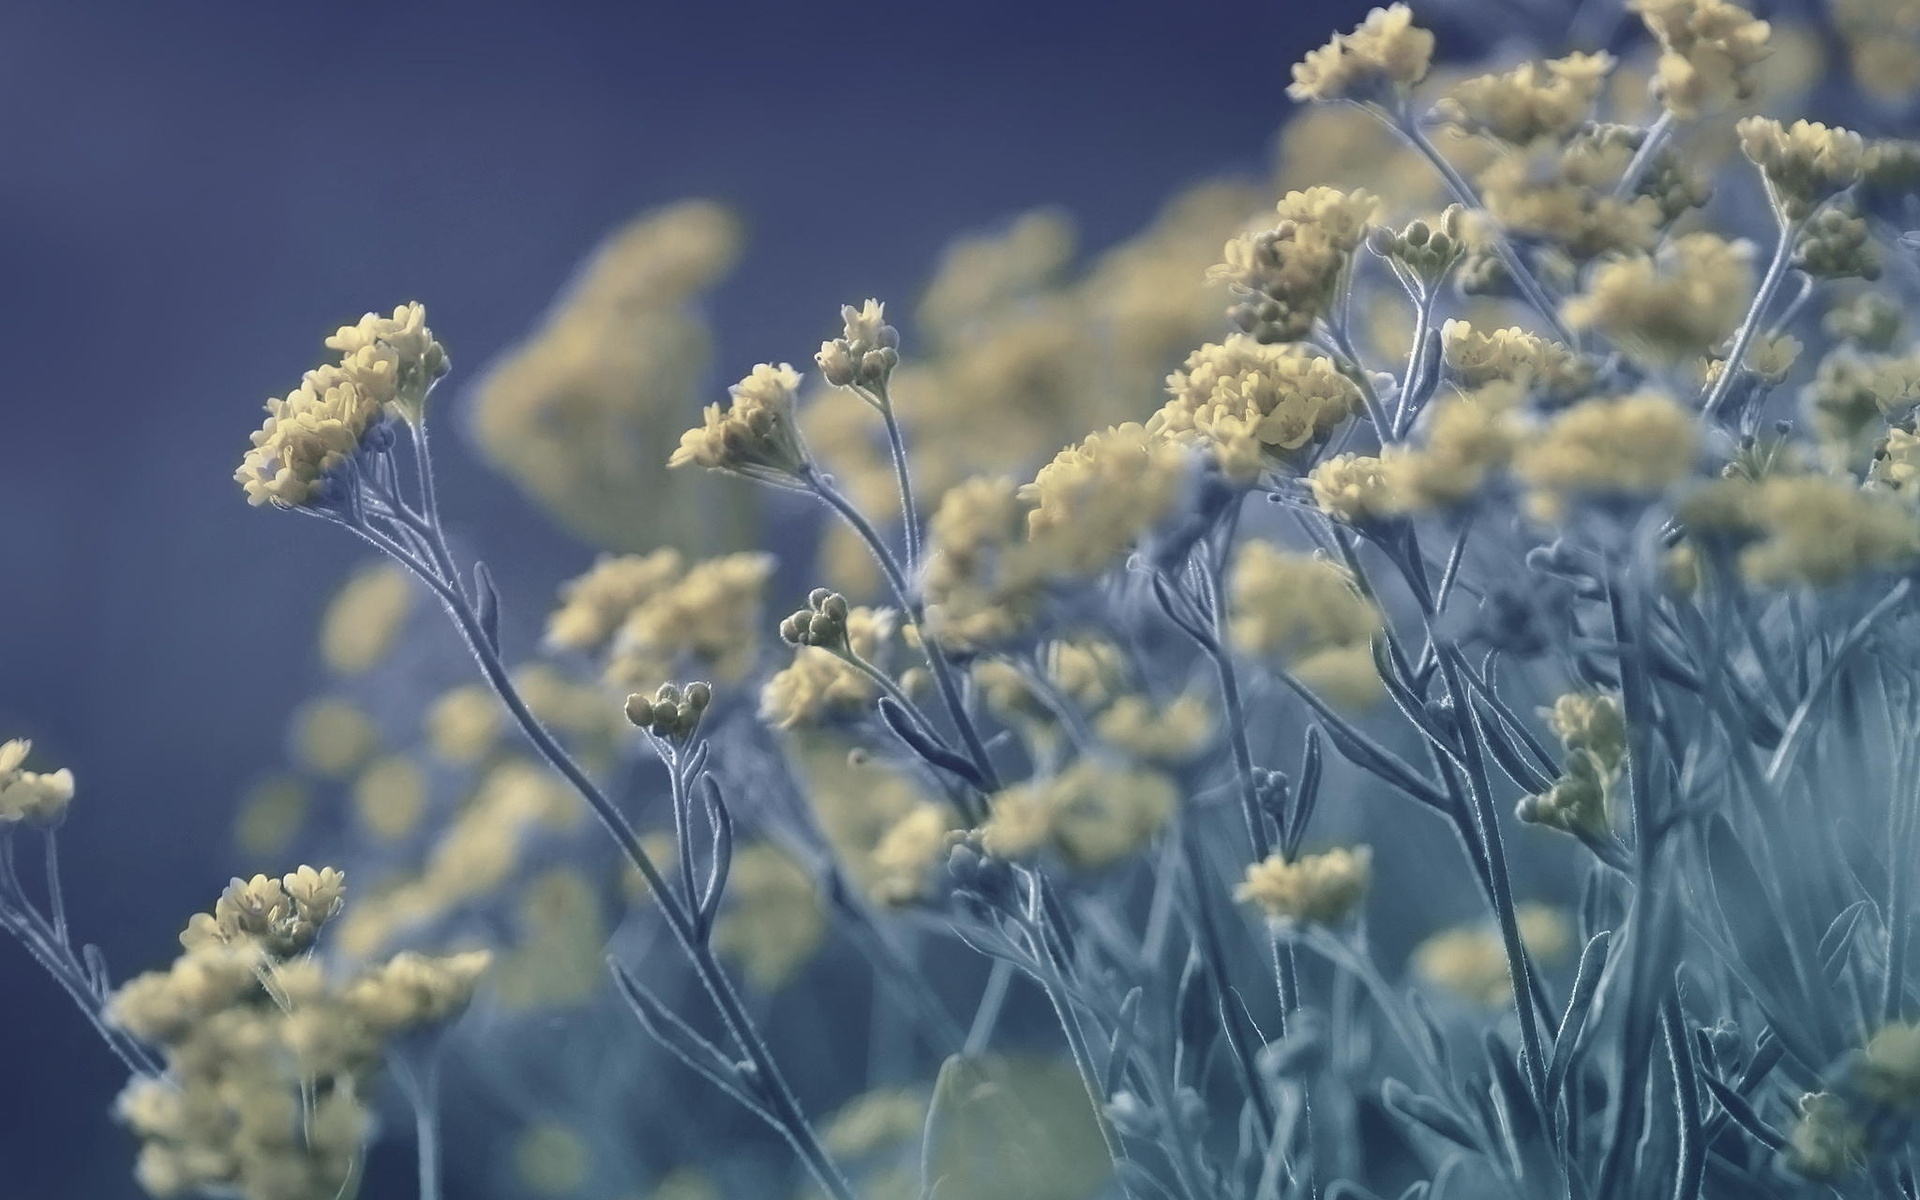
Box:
left=1237, top=847, right=1371, bottom=926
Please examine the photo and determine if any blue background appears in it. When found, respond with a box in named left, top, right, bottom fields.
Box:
left=0, top=0, right=1380, bottom=1192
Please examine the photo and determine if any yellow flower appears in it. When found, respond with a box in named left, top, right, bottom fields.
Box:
left=980, top=761, right=1177, bottom=871
left=1019, top=423, right=1191, bottom=576
left=1230, top=543, right=1383, bottom=710
left=1434, top=53, right=1616, bottom=145
left=1517, top=392, right=1698, bottom=520
left=1236, top=847, right=1371, bottom=925
left=344, top=949, right=492, bottom=1033
left=351, top=755, right=429, bottom=842
left=869, top=803, right=958, bottom=906
left=291, top=698, right=380, bottom=780
left=711, top=843, right=827, bottom=991
left=1562, top=233, right=1754, bottom=363
left=426, top=685, right=504, bottom=764
left=1632, top=0, right=1772, bottom=117
left=322, top=301, right=449, bottom=424
left=1738, top=118, right=1869, bottom=219
left=1786, top=1092, right=1867, bottom=1180
left=1151, top=337, right=1359, bottom=481
left=668, top=362, right=811, bottom=480
left=1095, top=693, right=1213, bottom=763
left=1288, top=5, right=1434, bottom=104
left=816, top=298, right=900, bottom=393
left=1309, top=454, right=1400, bottom=523
left=236, top=302, right=445, bottom=506
left=1207, top=190, right=1380, bottom=344
left=1414, top=903, right=1571, bottom=1004
left=0, top=739, right=74, bottom=826
left=1440, top=321, right=1590, bottom=395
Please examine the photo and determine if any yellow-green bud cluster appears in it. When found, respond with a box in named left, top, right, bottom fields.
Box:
left=624, top=681, right=714, bottom=740
left=1366, top=206, right=1468, bottom=284
left=779, top=588, right=852, bottom=649
left=816, top=299, right=901, bottom=394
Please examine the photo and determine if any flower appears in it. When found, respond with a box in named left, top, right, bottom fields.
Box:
left=1434, top=53, right=1616, bottom=146
left=1150, top=337, right=1359, bottom=480
left=980, top=761, right=1178, bottom=871
left=1738, top=118, right=1869, bottom=220
left=235, top=364, right=383, bottom=508
left=1632, top=0, right=1772, bottom=118
left=1309, top=454, right=1400, bottom=523
left=869, top=804, right=958, bottom=906
left=1517, top=391, right=1698, bottom=521
left=319, top=562, right=414, bottom=675
left=344, top=949, right=492, bottom=1033
left=1414, top=903, right=1572, bottom=1004
left=236, top=302, right=445, bottom=507
left=1230, top=543, right=1383, bottom=710
left=1287, top=5, right=1434, bottom=104
left=0, top=739, right=74, bottom=826
left=1440, top=321, right=1590, bottom=395
left=1018, top=423, right=1191, bottom=576
left=668, top=362, right=812, bottom=480
left=711, top=843, right=827, bottom=991
left=322, top=302, right=449, bottom=424
left=1561, top=233, right=1753, bottom=363
left=1236, top=847, right=1371, bottom=925
left=816, top=299, right=901, bottom=394
left=1209, top=190, right=1380, bottom=344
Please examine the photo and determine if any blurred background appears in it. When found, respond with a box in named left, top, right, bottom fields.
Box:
left=0, top=0, right=1384, bottom=1192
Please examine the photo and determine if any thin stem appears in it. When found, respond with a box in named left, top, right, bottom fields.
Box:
left=871, top=385, right=923, bottom=574
left=392, top=1054, right=443, bottom=1200
left=965, top=957, right=1015, bottom=1058
left=1701, top=217, right=1803, bottom=422
left=340, top=460, right=856, bottom=1200
left=805, top=469, right=1001, bottom=795
left=1613, top=110, right=1677, bottom=201
left=1389, top=115, right=1577, bottom=345
left=43, top=830, right=69, bottom=949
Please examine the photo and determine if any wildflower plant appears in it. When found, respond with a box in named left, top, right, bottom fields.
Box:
left=29, top=1, right=1920, bottom=1197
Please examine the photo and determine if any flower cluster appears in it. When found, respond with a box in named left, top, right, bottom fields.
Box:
left=1236, top=847, right=1372, bottom=926
left=236, top=303, right=446, bottom=507
left=0, top=739, right=74, bottom=825
left=109, top=871, right=486, bottom=1200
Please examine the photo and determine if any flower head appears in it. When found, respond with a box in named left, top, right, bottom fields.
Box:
left=1518, top=391, right=1698, bottom=521
left=1738, top=118, right=1869, bottom=220
left=1434, top=53, right=1616, bottom=146
left=1632, top=0, right=1773, bottom=117
left=0, top=739, right=73, bottom=826
left=323, top=302, right=450, bottom=424
left=237, top=303, right=444, bottom=507
left=669, top=363, right=812, bottom=480
left=816, top=299, right=901, bottom=395
left=1236, top=847, right=1371, bottom=926
left=1288, top=5, right=1434, bottom=104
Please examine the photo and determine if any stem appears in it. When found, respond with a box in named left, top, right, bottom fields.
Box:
left=873, top=386, right=923, bottom=573
left=43, top=830, right=69, bottom=949
left=341, top=469, right=856, bottom=1200
left=1390, top=116, right=1577, bottom=345
left=1613, top=111, right=1676, bottom=201
left=393, top=1054, right=442, bottom=1200
left=805, top=469, right=1001, bottom=796
left=964, top=957, right=1015, bottom=1058
left=1701, top=217, right=1803, bottom=423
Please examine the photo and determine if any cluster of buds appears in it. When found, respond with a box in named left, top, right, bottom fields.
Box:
left=815, top=299, right=900, bottom=397
left=0, top=738, right=74, bottom=826
left=1366, top=206, right=1468, bottom=286
left=624, top=681, right=713, bottom=740
left=779, top=588, right=852, bottom=650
